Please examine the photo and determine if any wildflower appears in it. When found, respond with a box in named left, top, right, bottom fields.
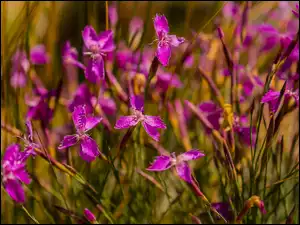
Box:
left=108, top=2, right=118, bottom=28
left=155, top=70, right=183, bottom=92
left=30, top=45, right=50, bottom=65
left=261, top=83, right=299, bottom=113
left=153, top=14, right=185, bottom=66
left=58, top=105, right=103, bottom=162
left=115, top=95, right=166, bottom=141
left=62, top=41, right=85, bottom=69
left=10, top=45, right=49, bottom=89
left=10, top=50, right=30, bottom=88
left=84, top=208, right=96, bottom=223
left=146, top=149, right=205, bottom=183
left=1, top=144, right=32, bottom=203
left=211, top=202, right=234, bottom=221
left=82, top=26, right=115, bottom=83
left=129, top=17, right=144, bottom=45
left=25, top=85, right=55, bottom=128
left=198, top=101, right=223, bottom=134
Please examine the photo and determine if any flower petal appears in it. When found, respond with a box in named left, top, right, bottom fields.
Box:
left=72, top=105, right=87, bottom=132
left=10, top=72, right=27, bottom=88
left=2, top=144, right=21, bottom=162
left=168, top=35, right=185, bottom=47
left=142, top=121, right=160, bottom=141
left=30, top=45, right=49, bottom=64
left=85, top=58, right=104, bottom=83
left=261, top=90, right=280, bottom=103
left=114, top=116, right=138, bottom=129
left=5, top=179, right=25, bottom=203
left=144, top=116, right=167, bottom=129
left=84, top=208, right=96, bottom=222
left=79, top=135, right=100, bottom=162
left=175, top=162, right=192, bottom=183
left=58, top=135, right=79, bottom=150
left=146, top=155, right=172, bottom=171
left=82, top=26, right=99, bottom=49
left=153, top=14, right=169, bottom=37
left=178, top=149, right=205, bottom=161
left=156, top=43, right=171, bottom=66
left=15, top=169, right=31, bottom=185
left=85, top=116, right=103, bottom=132
left=130, top=95, right=144, bottom=112
left=98, top=30, right=115, bottom=52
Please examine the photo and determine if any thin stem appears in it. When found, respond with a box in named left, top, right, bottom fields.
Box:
left=21, top=205, right=40, bottom=224
left=105, top=1, right=109, bottom=30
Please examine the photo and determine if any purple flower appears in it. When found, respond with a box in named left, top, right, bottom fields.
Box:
left=30, top=45, right=50, bottom=65
left=115, top=95, right=166, bottom=141
left=25, top=84, right=55, bottom=127
left=155, top=70, right=183, bottom=92
left=233, top=115, right=257, bottom=147
left=84, top=208, right=96, bottom=222
left=68, top=84, right=94, bottom=114
left=146, top=149, right=205, bottom=183
left=153, top=14, right=185, bottom=66
left=211, top=202, right=234, bottom=221
left=129, top=17, right=144, bottom=38
left=198, top=101, right=223, bottom=134
left=10, top=45, right=49, bottom=89
left=82, top=26, right=115, bottom=83
left=261, top=84, right=299, bottom=113
left=108, top=2, right=118, bottom=28
left=2, top=144, right=32, bottom=203
left=62, top=41, right=85, bottom=69
left=58, top=105, right=103, bottom=162
left=10, top=50, right=30, bottom=88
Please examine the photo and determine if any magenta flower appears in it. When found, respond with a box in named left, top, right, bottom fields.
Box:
left=58, top=105, right=103, bottom=162
left=30, top=45, right=50, bottom=65
left=10, top=50, right=30, bottom=88
left=10, top=45, right=49, bottom=89
left=129, top=16, right=144, bottom=38
left=153, top=14, right=185, bottom=66
left=155, top=70, right=183, bottom=92
left=261, top=85, right=299, bottom=113
left=2, top=144, right=32, bottom=203
left=84, top=208, right=96, bottom=222
left=25, top=85, right=55, bottom=127
left=108, top=2, right=118, bottom=28
left=62, top=41, right=85, bottom=69
left=211, top=202, right=234, bottom=221
left=198, top=101, right=223, bottom=134
left=68, top=84, right=94, bottom=114
left=115, top=95, right=166, bottom=141
left=82, top=26, right=115, bottom=83
left=146, top=149, right=205, bottom=183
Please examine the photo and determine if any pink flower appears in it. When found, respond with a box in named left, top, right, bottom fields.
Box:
left=2, top=144, right=32, bottom=203
left=82, top=26, right=115, bottom=82
left=84, top=208, right=96, bottom=222
left=58, top=105, right=103, bottom=162
left=115, top=95, right=166, bottom=141
left=153, top=14, right=185, bottom=66
left=147, top=149, right=205, bottom=183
